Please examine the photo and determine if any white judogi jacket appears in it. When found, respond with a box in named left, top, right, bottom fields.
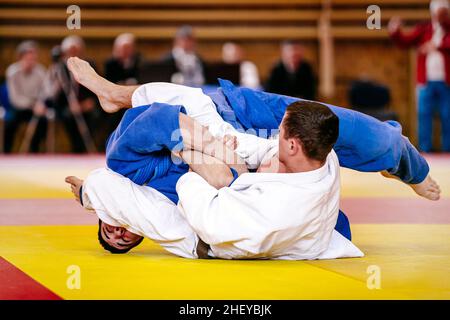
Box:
left=82, top=83, right=363, bottom=260
left=177, top=150, right=363, bottom=260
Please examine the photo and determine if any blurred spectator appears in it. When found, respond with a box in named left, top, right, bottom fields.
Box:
left=389, top=0, right=450, bottom=152
left=222, top=42, right=260, bottom=88
left=5, top=40, right=47, bottom=153
left=161, top=25, right=206, bottom=86
left=41, top=35, right=98, bottom=153
left=103, top=33, right=141, bottom=145
left=104, top=33, right=141, bottom=85
left=265, top=40, right=316, bottom=100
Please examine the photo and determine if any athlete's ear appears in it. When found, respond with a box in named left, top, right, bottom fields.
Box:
left=287, top=138, right=300, bottom=156
left=290, top=139, right=295, bottom=150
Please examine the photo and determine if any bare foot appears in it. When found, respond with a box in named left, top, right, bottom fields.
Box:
left=65, top=176, right=84, bottom=204
left=410, top=175, right=441, bottom=201
left=67, top=57, right=122, bottom=113
left=381, top=171, right=441, bottom=201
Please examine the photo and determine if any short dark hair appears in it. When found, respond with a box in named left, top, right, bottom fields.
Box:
left=97, top=220, right=144, bottom=254
left=283, top=101, right=339, bottom=162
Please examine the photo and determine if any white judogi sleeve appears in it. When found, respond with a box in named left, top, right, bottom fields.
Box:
left=175, top=172, right=253, bottom=247
left=81, top=168, right=199, bottom=259
left=131, top=82, right=277, bottom=169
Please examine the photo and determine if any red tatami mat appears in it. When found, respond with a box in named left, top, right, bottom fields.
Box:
left=342, top=198, right=450, bottom=224
left=0, top=257, right=62, bottom=300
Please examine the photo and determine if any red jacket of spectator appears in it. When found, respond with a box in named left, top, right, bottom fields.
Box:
left=390, top=21, right=450, bottom=85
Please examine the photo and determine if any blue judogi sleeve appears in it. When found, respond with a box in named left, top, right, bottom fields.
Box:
left=106, top=102, right=186, bottom=186
left=216, top=78, right=429, bottom=184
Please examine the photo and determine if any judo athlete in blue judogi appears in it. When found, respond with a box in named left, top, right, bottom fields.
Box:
left=65, top=57, right=440, bottom=258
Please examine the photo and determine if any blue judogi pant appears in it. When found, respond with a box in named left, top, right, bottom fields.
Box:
left=212, top=79, right=429, bottom=185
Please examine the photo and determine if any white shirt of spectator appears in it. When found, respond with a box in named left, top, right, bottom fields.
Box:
left=426, top=21, right=446, bottom=81
left=172, top=47, right=205, bottom=87
left=6, top=62, right=46, bottom=110
left=240, top=61, right=260, bottom=89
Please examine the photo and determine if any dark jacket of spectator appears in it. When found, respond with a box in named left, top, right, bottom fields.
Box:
left=104, top=53, right=141, bottom=85
left=265, top=61, right=316, bottom=100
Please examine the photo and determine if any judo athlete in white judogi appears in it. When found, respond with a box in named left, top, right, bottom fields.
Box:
left=65, top=84, right=362, bottom=260
left=65, top=57, right=439, bottom=260
left=68, top=82, right=363, bottom=260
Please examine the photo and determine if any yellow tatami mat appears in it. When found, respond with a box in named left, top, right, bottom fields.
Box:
left=4, top=225, right=448, bottom=299
left=1, top=155, right=449, bottom=299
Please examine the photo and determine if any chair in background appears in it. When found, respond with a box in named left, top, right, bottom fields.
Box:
left=137, top=61, right=177, bottom=84
left=348, top=79, right=398, bottom=122
left=204, top=62, right=240, bottom=86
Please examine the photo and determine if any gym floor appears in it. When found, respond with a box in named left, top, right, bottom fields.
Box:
left=1, top=154, right=449, bottom=299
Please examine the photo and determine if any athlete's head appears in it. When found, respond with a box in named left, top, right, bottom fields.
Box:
left=98, top=220, right=144, bottom=254
left=279, top=101, right=339, bottom=167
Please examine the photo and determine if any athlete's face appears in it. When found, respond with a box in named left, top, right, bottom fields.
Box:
left=100, top=221, right=143, bottom=250
left=278, top=116, right=291, bottom=163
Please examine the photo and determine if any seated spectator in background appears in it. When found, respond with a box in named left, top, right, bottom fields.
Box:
left=103, top=33, right=142, bottom=146
left=5, top=40, right=47, bottom=153
left=265, top=40, right=316, bottom=100
left=41, top=35, right=98, bottom=153
left=222, top=42, right=260, bottom=89
left=161, top=25, right=206, bottom=87
left=104, top=33, right=141, bottom=85
left=389, top=0, right=450, bottom=152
